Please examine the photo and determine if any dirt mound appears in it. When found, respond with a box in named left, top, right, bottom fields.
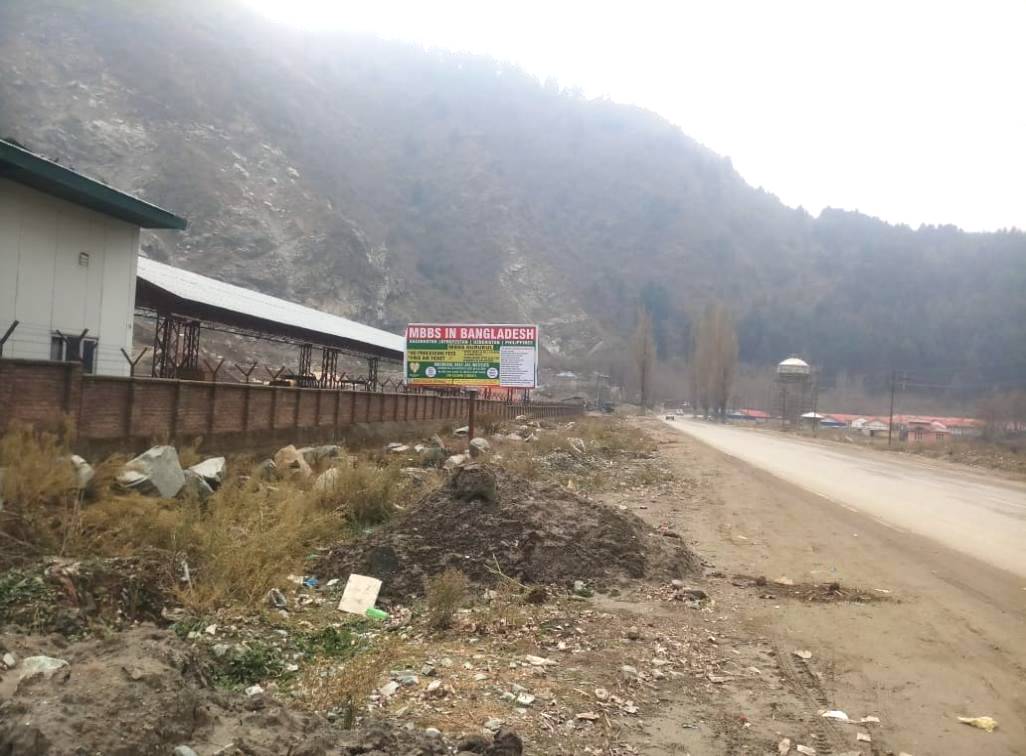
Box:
left=317, top=464, right=698, bottom=600
left=731, top=575, right=891, bottom=603
left=0, top=625, right=526, bottom=756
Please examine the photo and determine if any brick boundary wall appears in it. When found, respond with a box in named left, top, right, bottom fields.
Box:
left=0, top=359, right=581, bottom=455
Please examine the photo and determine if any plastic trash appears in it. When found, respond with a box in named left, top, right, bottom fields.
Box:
left=338, top=574, right=383, bottom=615
left=365, top=607, right=388, bottom=621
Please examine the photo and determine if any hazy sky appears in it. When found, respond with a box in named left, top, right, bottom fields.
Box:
left=244, top=0, right=1025, bottom=232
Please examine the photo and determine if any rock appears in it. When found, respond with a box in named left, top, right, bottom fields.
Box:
left=490, top=729, right=524, bottom=756
left=572, top=580, right=592, bottom=597
left=443, top=454, right=468, bottom=470
left=273, top=445, right=313, bottom=479
left=421, top=447, right=447, bottom=466
left=69, top=454, right=94, bottom=488
left=483, top=718, right=504, bottom=733
left=468, top=437, right=491, bottom=457
left=453, top=426, right=470, bottom=437
left=299, top=444, right=343, bottom=468
left=514, top=692, right=535, bottom=706
left=2, top=652, right=16, bottom=668
left=449, top=464, right=497, bottom=503
left=426, top=679, right=447, bottom=698
left=424, top=728, right=442, bottom=739
left=385, top=442, right=409, bottom=453
left=212, top=644, right=231, bottom=658
left=621, top=665, right=638, bottom=678
left=396, top=674, right=419, bottom=686
left=567, top=437, right=586, bottom=454
left=267, top=588, right=288, bottom=609
left=173, top=747, right=199, bottom=756
left=117, top=445, right=186, bottom=498
left=245, top=684, right=264, bottom=696
left=256, top=458, right=278, bottom=481
left=379, top=681, right=400, bottom=697
left=626, top=626, right=641, bottom=641
left=179, top=470, right=214, bottom=502
left=18, top=655, right=68, bottom=680
left=188, top=457, right=226, bottom=487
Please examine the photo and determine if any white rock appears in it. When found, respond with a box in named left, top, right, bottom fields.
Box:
left=180, top=470, right=214, bottom=502
left=443, top=454, right=468, bottom=470
left=468, top=437, right=491, bottom=457
left=70, top=455, right=94, bottom=488
left=173, top=747, right=199, bottom=756
left=2, top=652, right=16, bottom=669
left=18, top=655, right=68, bottom=680
left=188, top=457, right=226, bottom=486
left=273, top=445, right=312, bottom=479
left=522, top=655, right=557, bottom=667
left=484, top=718, right=504, bottom=732
left=453, top=426, right=469, bottom=437
left=118, top=445, right=185, bottom=498
left=424, top=728, right=442, bottom=738
left=245, top=684, right=264, bottom=696
left=515, top=692, right=536, bottom=706
left=379, top=681, right=400, bottom=697
left=313, top=467, right=343, bottom=492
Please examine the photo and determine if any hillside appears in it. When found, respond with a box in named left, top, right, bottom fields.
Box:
left=1, top=0, right=1024, bottom=387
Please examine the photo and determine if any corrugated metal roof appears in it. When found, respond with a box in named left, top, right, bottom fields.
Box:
left=137, top=257, right=404, bottom=356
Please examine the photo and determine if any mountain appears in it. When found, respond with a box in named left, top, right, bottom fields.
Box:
left=2, top=0, right=1024, bottom=390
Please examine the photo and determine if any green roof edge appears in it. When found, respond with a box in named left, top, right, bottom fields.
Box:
left=0, top=139, right=187, bottom=230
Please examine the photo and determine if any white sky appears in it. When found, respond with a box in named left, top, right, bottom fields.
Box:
left=243, top=0, right=1026, bottom=231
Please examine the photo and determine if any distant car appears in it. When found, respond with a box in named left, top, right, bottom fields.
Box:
left=665, top=414, right=676, bottom=421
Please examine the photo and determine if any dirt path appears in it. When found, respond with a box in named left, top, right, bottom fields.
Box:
left=613, top=418, right=1026, bottom=755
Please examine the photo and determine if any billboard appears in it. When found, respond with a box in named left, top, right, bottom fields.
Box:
left=405, top=324, right=538, bottom=388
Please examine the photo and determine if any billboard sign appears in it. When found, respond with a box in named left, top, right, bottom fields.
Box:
left=405, top=324, right=538, bottom=388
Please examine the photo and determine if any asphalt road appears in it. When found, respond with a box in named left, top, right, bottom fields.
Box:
left=661, top=417, right=1026, bottom=579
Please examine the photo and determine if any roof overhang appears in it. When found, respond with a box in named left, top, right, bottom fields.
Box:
left=0, top=139, right=186, bottom=230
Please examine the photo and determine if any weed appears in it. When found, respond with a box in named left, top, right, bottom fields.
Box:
left=212, top=642, right=284, bottom=688
left=296, top=624, right=366, bottom=660
left=425, top=568, right=469, bottom=630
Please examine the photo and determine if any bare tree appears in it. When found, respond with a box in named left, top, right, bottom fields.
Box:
left=632, top=307, right=655, bottom=411
left=690, top=302, right=738, bottom=421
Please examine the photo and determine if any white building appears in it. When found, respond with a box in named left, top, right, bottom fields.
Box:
left=0, top=140, right=185, bottom=375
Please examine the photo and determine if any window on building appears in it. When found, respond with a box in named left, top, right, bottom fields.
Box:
left=51, top=333, right=98, bottom=374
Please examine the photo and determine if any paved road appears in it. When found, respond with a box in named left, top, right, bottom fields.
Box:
left=661, top=417, right=1026, bottom=578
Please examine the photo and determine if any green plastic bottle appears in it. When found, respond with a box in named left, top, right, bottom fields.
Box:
left=365, top=607, right=388, bottom=621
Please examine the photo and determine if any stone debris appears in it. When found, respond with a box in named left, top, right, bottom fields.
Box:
left=299, top=444, right=343, bottom=468
left=188, top=456, right=226, bottom=487
left=1, top=652, right=16, bottom=668
left=173, top=747, right=199, bottom=756
left=18, top=655, right=69, bottom=681
left=69, top=454, right=94, bottom=489
left=117, top=445, right=186, bottom=498
left=180, top=469, right=214, bottom=501
left=444, top=453, right=469, bottom=470
left=273, top=444, right=312, bottom=479
left=469, top=437, right=491, bottom=457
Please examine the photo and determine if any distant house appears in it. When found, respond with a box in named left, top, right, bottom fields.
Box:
left=861, top=418, right=890, bottom=438
left=0, top=139, right=185, bottom=375
left=902, top=417, right=950, bottom=444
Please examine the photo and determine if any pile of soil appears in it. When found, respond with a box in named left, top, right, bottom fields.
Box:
left=1, top=626, right=511, bottom=756
left=731, top=575, right=890, bottom=603
left=317, top=464, right=699, bottom=600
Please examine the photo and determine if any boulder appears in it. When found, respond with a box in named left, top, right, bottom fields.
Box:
left=18, top=655, right=68, bottom=681
left=117, top=446, right=186, bottom=498
left=468, top=437, right=491, bottom=457
left=69, top=455, right=94, bottom=489
left=256, top=458, right=278, bottom=481
left=188, top=457, right=226, bottom=488
left=298, top=444, right=343, bottom=468
left=273, top=445, right=312, bottom=479
left=179, top=470, right=214, bottom=502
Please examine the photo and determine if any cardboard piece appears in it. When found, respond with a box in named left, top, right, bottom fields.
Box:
left=337, top=574, right=383, bottom=615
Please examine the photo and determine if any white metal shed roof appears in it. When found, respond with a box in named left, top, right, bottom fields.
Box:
left=136, top=257, right=405, bottom=357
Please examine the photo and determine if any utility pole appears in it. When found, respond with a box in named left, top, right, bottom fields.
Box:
left=888, top=369, right=896, bottom=448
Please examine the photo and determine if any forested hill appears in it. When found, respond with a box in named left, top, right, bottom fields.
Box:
left=1, top=0, right=1023, bottom=385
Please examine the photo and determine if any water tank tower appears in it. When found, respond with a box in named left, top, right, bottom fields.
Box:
left=774, top=356, right=815, bottom=427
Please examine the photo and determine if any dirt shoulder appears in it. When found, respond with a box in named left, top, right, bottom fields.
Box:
left=627, top=417, right=1026, bottom=755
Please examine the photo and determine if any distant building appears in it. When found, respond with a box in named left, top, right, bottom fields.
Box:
left=901, top=417, right=950, bottom=444
left=0, top=139, right=185, bottom=375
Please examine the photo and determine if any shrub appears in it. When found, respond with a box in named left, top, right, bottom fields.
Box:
left=425, top=568, right=469, bottom=630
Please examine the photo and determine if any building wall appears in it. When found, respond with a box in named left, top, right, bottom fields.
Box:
left=0, top=178, right=139, bottom=376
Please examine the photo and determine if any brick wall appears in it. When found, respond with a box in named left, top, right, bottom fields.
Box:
left=0, top=358, right=581, bottom=454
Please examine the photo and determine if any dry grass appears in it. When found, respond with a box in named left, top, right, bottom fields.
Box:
left=0, top=422, right=80, bottom=563
left=294, top=637, right=400, bottom=726
left=312, top=460, right=409, bottom=528
left=425, top=568, right=470, bottom=630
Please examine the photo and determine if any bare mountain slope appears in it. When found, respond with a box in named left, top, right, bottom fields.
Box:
left=2, top=0, right=1024, bottom=381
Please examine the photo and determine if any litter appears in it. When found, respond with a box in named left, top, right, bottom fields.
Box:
left=796, top=745, right=816, bottom=755
left=793, top=649, right=813, bottom=660
left=576, top=712, right=601, bottom=721
left=857, top=732, right=872, bottom=743
left=774, top=576, right=795, bottom=586
left=958, top=716, right=998, bottom=732
left=337, top=574, right=383, bottom=616
left=821, top=710, right=850, bottom=721
left=777, top=737, right=791, bottom=754
left=523, top=655, right=558, bottom=667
